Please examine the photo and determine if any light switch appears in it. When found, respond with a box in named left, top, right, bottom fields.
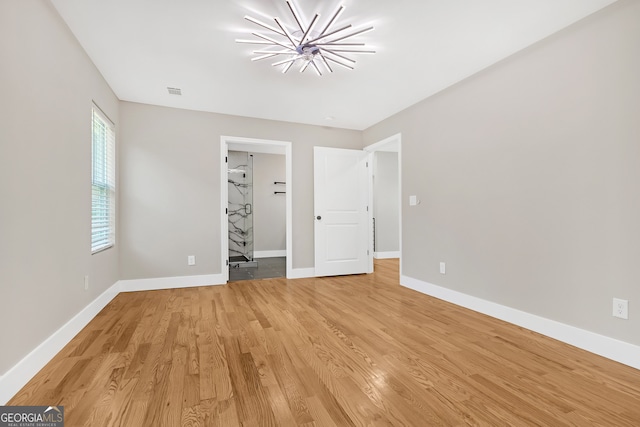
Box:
left=409, top=195, right=418, bottom=206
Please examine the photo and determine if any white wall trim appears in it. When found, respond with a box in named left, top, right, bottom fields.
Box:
left=7, top=271, right=636, bottom=405
left=254, top=250, right=287, bottom=259
left=363, top=133, right=401, bottom=152
left=374, top=251, right=400, bottom=259
left=287, top=268, right=315, bottom=279
left=119, top=273, right=226, bottom=293
left=401, top=275, right=640, bottom=370
left=0, top=281, right=121, bottom=405
left=220, top=139, right=229, bottom=283
left=0, top=270, right=230, bottom=404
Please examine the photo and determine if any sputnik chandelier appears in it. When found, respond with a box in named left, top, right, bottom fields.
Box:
left=236, top=1, right=375, bottom=76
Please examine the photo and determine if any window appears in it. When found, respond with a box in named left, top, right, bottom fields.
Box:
left=91, top=105, right=115, bottom=253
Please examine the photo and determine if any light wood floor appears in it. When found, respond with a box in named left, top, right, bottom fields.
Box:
left=10, top=259, right=640, bottom=426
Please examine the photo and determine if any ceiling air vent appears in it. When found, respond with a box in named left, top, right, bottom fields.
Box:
left=167, top=87, right=182, bottom=95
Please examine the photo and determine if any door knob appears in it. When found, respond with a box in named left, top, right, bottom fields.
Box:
left=316, top=215, right=322, bottom=220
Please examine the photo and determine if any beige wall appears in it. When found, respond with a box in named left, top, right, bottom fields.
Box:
left=119, top=102, right=361, bottom=278
left=252, top=153, right=286, bottom=254
left=363, top=0, right=640, bottom=345
left=0, top=1, right=120, bottom=375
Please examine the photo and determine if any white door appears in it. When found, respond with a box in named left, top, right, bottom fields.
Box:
left=314, top=147, right=369, bottom=277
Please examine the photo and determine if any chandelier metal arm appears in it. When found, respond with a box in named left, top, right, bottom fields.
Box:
left=321, top=49, right=376, bottom=54
left=323, top=26, right=374, bottom=45
left=244, top=16, right=286, bottom=37
left=300, top=14, right=320, bottom=44
left=311, top=61, right=322, bottom=76
left=274, top=18, right=298, bottom=47
left=253, top=50, right=296, bottom=55
left=300, top=59, right=312, bottom=73
left=282, top=61, right=295, bottom=73
left=252, top=33, right=296, bottom=51
left=323, top=55, right=354, bottom=70
left=253, top=51, right=299, bottom=62
left=272, top=57, right=299, bottom=67
left=315, top=42, right=365, bottom=46
left=318, top=54, right=333, bottom=73
left=286, top=1, right=306, bottom=34
left=320, top=48, right=356, bottom=64
left=306, top=24, right=352, bottom=45
left=319, top=5, right=344, bottom=36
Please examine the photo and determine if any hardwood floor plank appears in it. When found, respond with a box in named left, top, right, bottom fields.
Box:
left=139, top=362, right=172, bottom=427
left=305, top=395, right=338, bottom=427
left=203, top=398, right=240, bottom=427
left=8, top=259, right=640, bottom=426
left=62, top=352, right=124, bottom=426
left=102, top=375, right=139, bottom=427
left=223, top=336, right=256, bottom=422
left=263, top=340, right=314, bottom=424
left=183, top=373, right=201, bottom=409
left=130, top=343, right=163, bottom=401
left=180, top=405, right=202, bottom=427
left=120, top=399, right=148, bottom=427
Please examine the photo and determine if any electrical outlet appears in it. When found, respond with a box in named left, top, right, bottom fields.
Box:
left=439, top=262, right=446, bottom=274
left=84, top=275, right=89, bottom=291
left=612, top=298, right=628, bottom=319
left=188, top=255, right=196, bottom=266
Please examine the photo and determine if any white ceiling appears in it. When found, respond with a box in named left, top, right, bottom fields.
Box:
left=51, top=0, right=616, bottom=130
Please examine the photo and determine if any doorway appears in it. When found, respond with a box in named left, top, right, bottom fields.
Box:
left=364, top=133, right=402, bottom=274
left=220, top=136, right=293, bottom=282
left=311, top=137, right=401, bottom=278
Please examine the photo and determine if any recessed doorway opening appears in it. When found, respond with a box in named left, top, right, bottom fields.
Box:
left=364, top=133, right=402, bottom=275
left=220, top=136, right=292, bottom=282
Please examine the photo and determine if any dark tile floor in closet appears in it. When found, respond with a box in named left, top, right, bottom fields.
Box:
left=229, top=257, right=286, bottom=282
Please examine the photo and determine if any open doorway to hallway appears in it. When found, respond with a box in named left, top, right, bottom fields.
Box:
left=365, top=133, right=402, bottom=274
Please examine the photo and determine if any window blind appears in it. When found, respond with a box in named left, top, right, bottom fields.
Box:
left=91, top=105, right=115, bottom=253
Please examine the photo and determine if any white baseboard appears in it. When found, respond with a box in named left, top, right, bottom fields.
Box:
left=401, top=275, right=640, bottom=370
left=0, top=272, right=230, bottom=404
left=287, top=267, right=315, bottom=279
left=119, top=273, right=226, bottom=292
left=0, top=281, right=121, bottom=405
left=374, top=251, right=400, bottom=259
left=254, top=250, right=287, bottom=258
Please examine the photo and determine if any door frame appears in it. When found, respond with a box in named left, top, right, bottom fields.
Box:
left=220, top=136, right=292, bottom=281
left=364, top=133, right=402, bottom=275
